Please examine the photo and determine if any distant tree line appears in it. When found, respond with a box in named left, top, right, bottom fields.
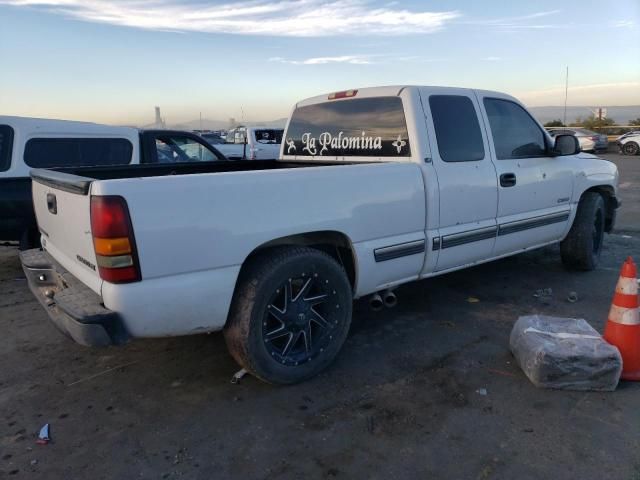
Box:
left=543, top=116, right=640, bottom=133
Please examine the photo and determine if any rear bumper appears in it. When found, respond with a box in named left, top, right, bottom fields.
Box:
left=20, top=249, right=129, bottom=346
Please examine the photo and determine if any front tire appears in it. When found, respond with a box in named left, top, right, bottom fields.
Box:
left=560, top=192, right=605, bottom=271
left=224, top=246, right=353, bottom=384
left=622, top=142, right=639, bottom=156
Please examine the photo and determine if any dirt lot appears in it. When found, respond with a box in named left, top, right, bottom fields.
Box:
left=1, top=153, right=639, bottom=479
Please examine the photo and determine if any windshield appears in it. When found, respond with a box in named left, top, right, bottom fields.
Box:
left=253, top=129, right=283, bottom=144
left=284, top=96, right=410, bottom=157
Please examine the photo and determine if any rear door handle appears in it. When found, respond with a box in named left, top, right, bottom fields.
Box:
left=500, top=173, right=517, bottom=187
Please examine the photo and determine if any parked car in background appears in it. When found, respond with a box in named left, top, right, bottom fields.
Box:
left=0, top=116, right=226, bottom=248
left=547, top=128, right=608, bottom=153
left=616, top=130, right=640, bottom=141
left=617, top=131, right=640, bottom=155
left=214, top=126, right=284, bottom=160
left=21, top=86, right=619, bottom=384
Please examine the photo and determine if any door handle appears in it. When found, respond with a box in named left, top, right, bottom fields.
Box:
left=500, top=173, right=517, bottom=187
left=46, top=193, right=57, bottom=214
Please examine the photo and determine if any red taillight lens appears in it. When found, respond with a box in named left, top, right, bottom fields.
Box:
left=91, top=196, right=130, bottom=237
left=90, top=196, right=140, bottom=283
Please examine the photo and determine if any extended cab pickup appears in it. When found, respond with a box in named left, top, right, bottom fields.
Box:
left=0, top=116, right=226, bottom=248
left=21, top=86, right=620, bottom=384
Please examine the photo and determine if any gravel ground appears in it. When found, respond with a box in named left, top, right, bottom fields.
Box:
left=1, top=153, right=638, bottom=479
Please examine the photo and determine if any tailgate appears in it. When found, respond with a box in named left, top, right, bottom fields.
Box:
left=31, top=169, right=102, bottom=293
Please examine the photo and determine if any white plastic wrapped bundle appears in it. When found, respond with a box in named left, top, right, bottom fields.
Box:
left=510, top=315, right=622, bottom=391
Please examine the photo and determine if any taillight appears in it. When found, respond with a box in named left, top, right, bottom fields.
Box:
left=328, top=89, right=358, bottom=100
left=90, top=196, right=141, bottom=283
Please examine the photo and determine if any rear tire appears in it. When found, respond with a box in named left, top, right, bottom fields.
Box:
left=224, top=246, right=352, bottom=385
left=622, top=142, right=639, bottom=156
left=560, top=192, right=605, bottom=271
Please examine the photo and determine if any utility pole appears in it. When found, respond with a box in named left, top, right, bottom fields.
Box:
left=563, top=66, right=569, bottom=126
left=199, top=112, right=202, bottom=132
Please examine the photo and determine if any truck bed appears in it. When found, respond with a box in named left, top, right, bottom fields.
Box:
left=30, top=159, right=352, bottom=194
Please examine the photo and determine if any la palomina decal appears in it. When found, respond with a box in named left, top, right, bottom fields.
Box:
left=286, top=131, right=406, bottom=156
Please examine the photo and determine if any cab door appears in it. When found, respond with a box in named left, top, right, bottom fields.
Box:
left=476, top=93, right=574, bottom=256
left=420, top=88, right=498, bottom=272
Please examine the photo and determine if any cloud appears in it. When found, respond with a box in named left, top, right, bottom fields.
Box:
left=0, top=0, right=460, bottom=36
left=482, top=56, right=501, bottom=61
left=461, top=9, right=565, bottom=31
left=269, top=54, right=372, bottom=64
left=610, top=20, right=636, bottom=28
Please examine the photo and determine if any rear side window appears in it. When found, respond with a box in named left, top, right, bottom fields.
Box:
left=429, top=95, right=484, bottom=162
left=0, top=125, right=14, bottom=172
left=24, top=138, right=133, bottom=168
left=284, top=97, right=411, bottom=157
left=483, top=98, right=546, bottom=159
left=253, top=129, right=283, bottom=144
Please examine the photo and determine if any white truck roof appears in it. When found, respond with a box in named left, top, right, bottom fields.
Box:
left=295, top=85, right=518, bottom=107
left=0, top=115, right=137, bottom=136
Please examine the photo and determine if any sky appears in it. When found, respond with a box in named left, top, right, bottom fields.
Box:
left=0, top=0, right=639, bottom=126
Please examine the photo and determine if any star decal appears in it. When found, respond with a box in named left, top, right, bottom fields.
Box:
left=392, top=135, right=406, bottom=154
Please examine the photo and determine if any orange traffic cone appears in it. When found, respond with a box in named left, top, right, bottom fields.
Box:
left=604, top=257, right=640, bottom=381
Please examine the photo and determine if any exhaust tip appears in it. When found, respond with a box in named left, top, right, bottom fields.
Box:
left=383, top=291, right=397, bottom=308
left=369, top=293, right=384, bottom=312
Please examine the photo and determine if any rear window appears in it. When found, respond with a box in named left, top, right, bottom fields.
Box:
left=0, top=125, right=14, bottom=172
left=253, top=129, right=283, bottom=144
left=24, top=138, right=133, bottom=168
left=284, top=97, right=411, bottom=157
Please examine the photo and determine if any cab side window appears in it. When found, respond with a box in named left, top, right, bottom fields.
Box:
left=429, top=95, right=485, bottom=162
left=483, top=98, right=546, bottom=159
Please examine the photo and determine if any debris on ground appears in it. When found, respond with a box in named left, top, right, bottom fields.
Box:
left=466, top=297, right=480, bottom=303
left=533, top=288, right=553, bottom=298
left=510, top=315, right=622, bottom=391
left=231, top=368, right=248, bottom=384
left=476, top=388, right=488, bottom=396
left=36, top=424, right=50, bottom=445
left=567, top=292, right=579, bottom=303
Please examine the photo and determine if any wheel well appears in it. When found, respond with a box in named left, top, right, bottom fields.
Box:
left=583, top=186, right=616, bottom=233
left=241, top=231, right=357, bottom=290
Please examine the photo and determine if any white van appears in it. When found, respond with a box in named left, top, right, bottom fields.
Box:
left=0, top=116, right=226, bottom=247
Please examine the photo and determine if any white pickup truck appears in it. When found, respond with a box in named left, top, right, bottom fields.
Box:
left=22, top=86, right=620, bottom=384
left=212, top=126, right=284, bottom=160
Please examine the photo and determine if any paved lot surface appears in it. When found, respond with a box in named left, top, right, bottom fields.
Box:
left=1, top=153, right=639, bottom=479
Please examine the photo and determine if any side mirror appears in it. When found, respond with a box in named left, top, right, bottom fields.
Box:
left=552, top=134, right=580, bottom=156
